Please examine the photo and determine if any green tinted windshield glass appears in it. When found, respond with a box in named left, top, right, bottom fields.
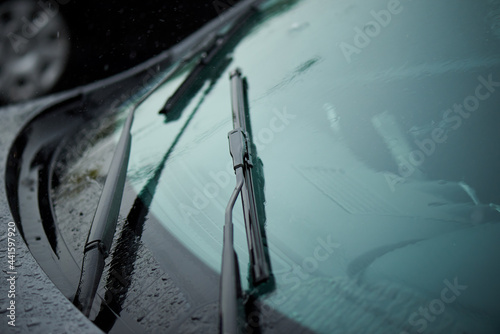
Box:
left=95, top=0, right=500, bottom=332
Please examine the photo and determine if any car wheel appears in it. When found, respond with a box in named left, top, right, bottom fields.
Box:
left=0, top=0, right=69, bottom=103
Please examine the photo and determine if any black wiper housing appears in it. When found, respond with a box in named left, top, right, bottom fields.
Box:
left=72, top=60, right=190, bottom=315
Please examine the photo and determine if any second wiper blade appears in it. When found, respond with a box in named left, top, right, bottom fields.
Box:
left=158, top=2, right=259, bottom=116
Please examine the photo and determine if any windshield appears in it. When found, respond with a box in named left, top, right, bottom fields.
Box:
left=52, top=0, right=500, bottom=332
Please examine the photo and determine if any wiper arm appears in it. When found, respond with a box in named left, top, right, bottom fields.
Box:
left=74, top=0, right=264, bottom=317
left=159, top=1, right=260, bottom=116
left=73, top=104, right=133, bottom=316
left=220, top=69, right=270, bottom=334
left=72, top=60, right=187, bottom=315
left=221, top=157, right=244, bottom=334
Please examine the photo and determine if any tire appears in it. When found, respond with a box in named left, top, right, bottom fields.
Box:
left=0, top=0, right=70, bottom=103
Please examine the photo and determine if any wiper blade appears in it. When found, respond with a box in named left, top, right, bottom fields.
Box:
left=159, top=1, right=260, bottom=116
left=230, top=69, right=269, bottom=283
left=74, top=0, right=264, bottom=316
left=220, top=69, right=270, bottom=334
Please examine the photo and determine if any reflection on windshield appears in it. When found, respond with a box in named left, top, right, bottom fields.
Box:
left=53, top=0, right=500, bottom=332
left=129, top=0, right=500, bottom=332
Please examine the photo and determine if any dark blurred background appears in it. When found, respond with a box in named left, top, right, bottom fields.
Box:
left=0, top=0, right=239, bottom=104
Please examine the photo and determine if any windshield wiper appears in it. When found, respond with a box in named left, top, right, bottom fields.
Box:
left=72, top=62, right=185, bottom=315
left=220, top=69, right=270, bottom=334
left=230, top=69, right=269, bottom=283
left=159, top=2, right=260, bottom=116
left=73, top=1, right=264, bottom=316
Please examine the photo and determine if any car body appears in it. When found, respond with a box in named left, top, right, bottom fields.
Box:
left=1, top=0, right=500, bottom=333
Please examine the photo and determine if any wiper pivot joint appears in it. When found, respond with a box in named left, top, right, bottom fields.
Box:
left=228, top=128, right=248, bottom=170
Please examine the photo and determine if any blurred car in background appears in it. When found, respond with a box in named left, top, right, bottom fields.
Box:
left=0, top=0, right=235, bottom=104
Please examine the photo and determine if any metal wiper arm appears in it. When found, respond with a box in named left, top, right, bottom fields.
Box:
left=74, top=0, right=264, bottom=317
left=220, top=69, right=270, bottom=334
left=230, top=68, right=269, bottom=283
left=72, top=59, right=188, bottom=315
left=221, top=157, right=244, bottom=334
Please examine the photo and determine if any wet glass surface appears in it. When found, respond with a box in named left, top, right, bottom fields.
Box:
left=50, top=0, right=500, bottom=332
